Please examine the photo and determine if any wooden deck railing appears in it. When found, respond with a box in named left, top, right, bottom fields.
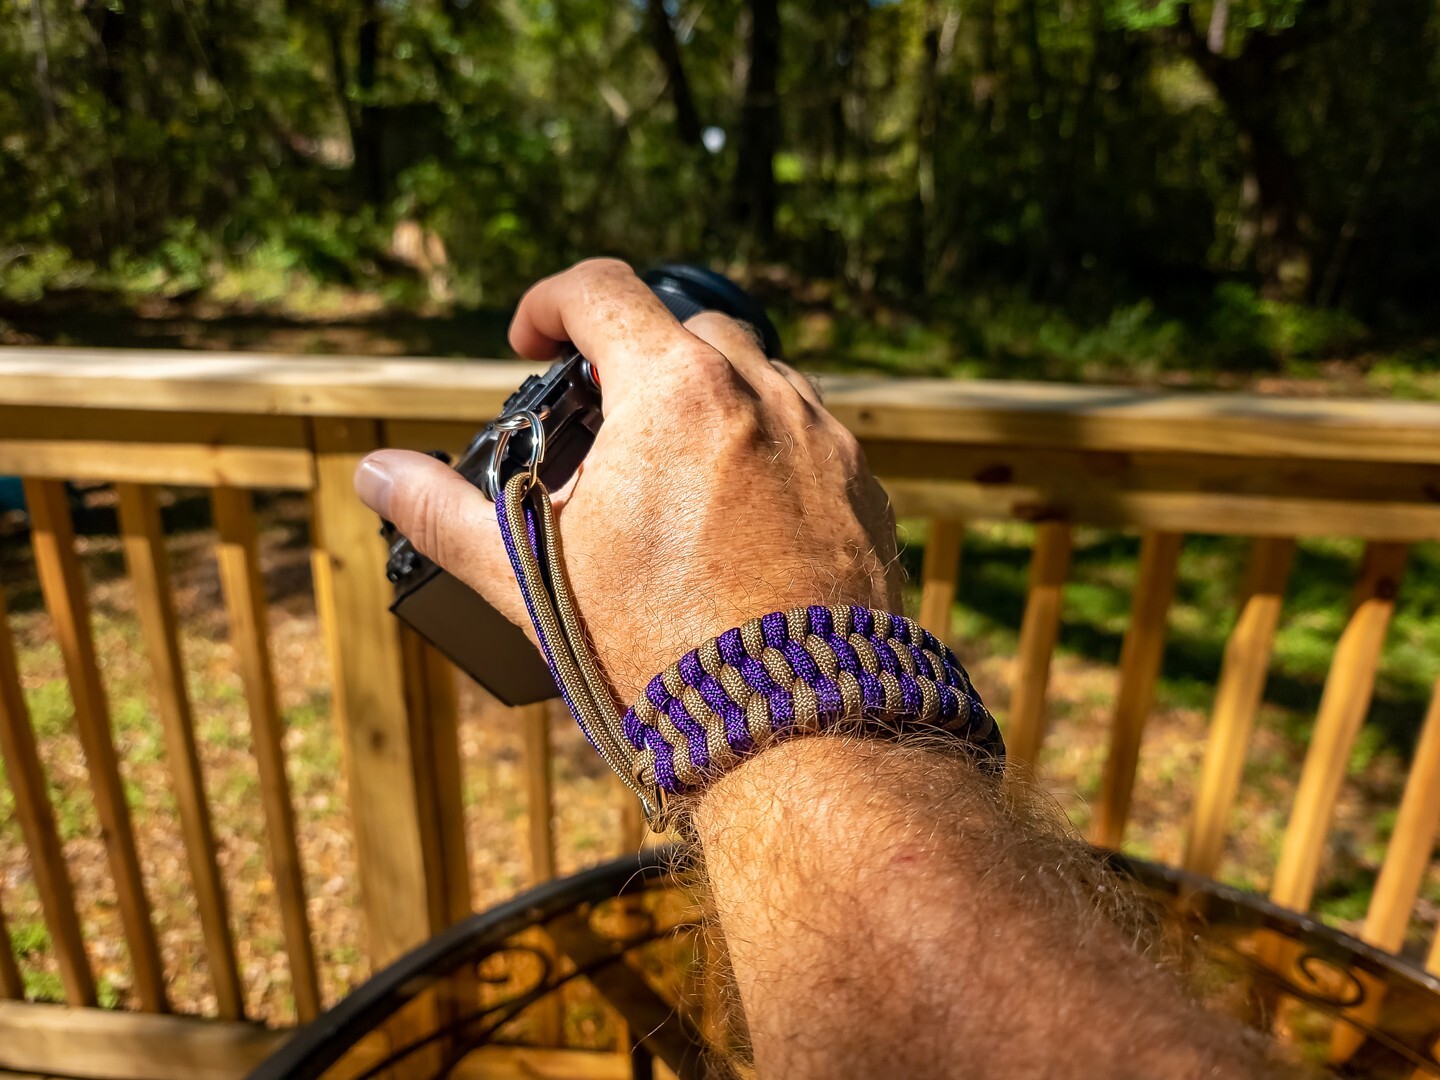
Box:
left=2, top=347, right=1440, bottom=1077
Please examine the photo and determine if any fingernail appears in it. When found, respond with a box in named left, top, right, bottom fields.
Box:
left=354, top=457, right=394, bottom=517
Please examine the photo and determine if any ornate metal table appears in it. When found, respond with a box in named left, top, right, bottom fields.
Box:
left=251, top=847, right=1440, bottom=1080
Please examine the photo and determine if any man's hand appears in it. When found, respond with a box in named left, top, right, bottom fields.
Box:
left=354, top=258, right=1287, bottom=1079
left=354, top=257, right=898, bottom=703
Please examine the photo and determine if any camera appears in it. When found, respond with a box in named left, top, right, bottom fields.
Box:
left=383, top=265, right=781, bottom=705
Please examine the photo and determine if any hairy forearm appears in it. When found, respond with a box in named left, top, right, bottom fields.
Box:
left=691, top=738, right=1282, bottom=1079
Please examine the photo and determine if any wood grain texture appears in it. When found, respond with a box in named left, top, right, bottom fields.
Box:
left=4, top=350, right=1440, bottom=464
left=1091, top=531, right=1184, bottom=849
left=881, top=477, right=1440, bottom=542
left=23, top=478, right=167, bottom=1013
left=0, top=581, right=95, bottom=1006
left=0, top=406, right=312, bottom=489
left=116, top=484, right=243, bottom=1020
left=1270, top=542, right=1408, bottom=914
left=0, top=1003, right=287, bottom=1080
left=521, top=704, right=558, bottom=884
left=399, top=630, right=472, bottom=930
left=1005, top=523, right=1073, bottom=768
left=1182, top=538, right=1296, bottom=878
left=517, top=703, right=563, bottom=1049
left=918, top=518, right=964, bottom=647
left=308, top=418, right=435, bottom=968
left=210, top=486, right=320, bottom=1022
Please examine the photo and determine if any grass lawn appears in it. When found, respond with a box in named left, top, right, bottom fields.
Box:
left=1, top=476, right=1439, bottom=1030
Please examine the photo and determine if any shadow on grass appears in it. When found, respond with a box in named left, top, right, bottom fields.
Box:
left=903, top=525, right=1437, bottom=763
left=0, top=292, right=514, bottom=359
left=0, top=488, right=317, bottom=620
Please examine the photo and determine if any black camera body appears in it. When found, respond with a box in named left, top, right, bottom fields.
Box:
left=383, top=265, right=779, bottom=706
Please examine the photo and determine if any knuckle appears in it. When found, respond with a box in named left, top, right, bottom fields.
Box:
left=827, top=416, right=864, bottom=458
left=572, top=256, right=633, bottom=280
left=683, top=311, right=740, bottom=341
left=667, top=340, right=739, bottom=395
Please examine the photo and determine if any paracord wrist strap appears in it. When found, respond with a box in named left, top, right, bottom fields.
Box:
left=495, top=472, right=1004, bottom=826
left=624, top=604, right=1002, bottom=799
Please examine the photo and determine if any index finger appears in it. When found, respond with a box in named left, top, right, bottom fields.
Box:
left=508, top=258, right=723, bottom=411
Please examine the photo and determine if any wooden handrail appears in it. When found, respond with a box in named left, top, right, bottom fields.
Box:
left=4, top=347, right=1440, bottom=462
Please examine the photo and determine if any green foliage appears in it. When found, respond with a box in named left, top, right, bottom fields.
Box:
left=0, top=0, right=1436, bottom=359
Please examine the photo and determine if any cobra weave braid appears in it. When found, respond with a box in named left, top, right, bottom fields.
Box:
left=624, top=604, right=1004, bottom=797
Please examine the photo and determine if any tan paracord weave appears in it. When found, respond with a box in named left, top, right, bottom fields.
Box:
left=624, top=605, right=1002, bottom=800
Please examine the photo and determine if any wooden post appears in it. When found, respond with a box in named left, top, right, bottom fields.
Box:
left=1270, top=542, right=1408, bottom=914
left=1091, top=530, right=1184, bottom=849
left=211, top=486, right=321, bottom=1023
left=0, top=579, right=95, bottom=1006
left=1006, top=522, right=1073, bottom=768
left=23, top=478, right=167, bottom=1013
left=308, top=418, right=436, bottom=967
left=918, top=518, right=964, bottom=647
left=117, top=484, right=244, bottom=1021
left=1183, top=537, right=1295, bottom=878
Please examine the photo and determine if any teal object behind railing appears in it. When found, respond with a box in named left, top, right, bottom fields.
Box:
left=0, top=477, right=25, bottom=513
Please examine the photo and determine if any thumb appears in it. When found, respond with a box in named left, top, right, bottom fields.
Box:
left=353, top=449, right=529, bottom=631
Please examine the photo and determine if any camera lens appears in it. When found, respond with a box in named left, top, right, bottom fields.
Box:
left=641, top=265, right=782, bottom=359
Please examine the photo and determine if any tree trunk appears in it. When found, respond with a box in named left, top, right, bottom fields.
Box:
left=733, top=0, right=780, bottom=253
left=1207, top=0, right=1229, bottom=54
left=909, top=0, right=945, bottom=292
left=87, top=0, right=133, bottom=249
left=1173, top=1, right=1333, bottom=302
left=646, top=0, right=702, bottom=148
left=354, top=0, right=384, bottom=206
left=30, top=0, right=57, bottom=133
left=1243, top=124, right=1312, bottom=301
left=326, top=13, right=357, bottom=157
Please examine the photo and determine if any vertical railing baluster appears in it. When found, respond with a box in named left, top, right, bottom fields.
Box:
left=521, top=703, right=559, bottom=883
left=117, top=483, right=244, bottom=1020
left=1183, top=537, right=1295, bottom=878
left=24, top=478, right=167, bottom=1013
left=918, top=518, right=964, bottom=646
left=520, top=701, right=563, bottom=1048
left=399, top=628, right=472, bottom=928
left=1006, top=522, right=1073, bottom=768
left=1270, top=542, right=1407, bottom=914
left=0, top=574, right=95, bottom=1006
left=211, top=486, right=321, bottom=1022
left=1092, top=530, right=1184, bottom=849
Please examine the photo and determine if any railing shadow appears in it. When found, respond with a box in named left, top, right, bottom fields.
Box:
left=902, top=527, right=1437, bottom=763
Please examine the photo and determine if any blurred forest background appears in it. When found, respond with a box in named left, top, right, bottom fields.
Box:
left=1, top=0, right=1438, bottom=387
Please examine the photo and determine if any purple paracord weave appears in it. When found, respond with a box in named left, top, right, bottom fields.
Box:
left=625, top=604, right=1003, bottom=796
